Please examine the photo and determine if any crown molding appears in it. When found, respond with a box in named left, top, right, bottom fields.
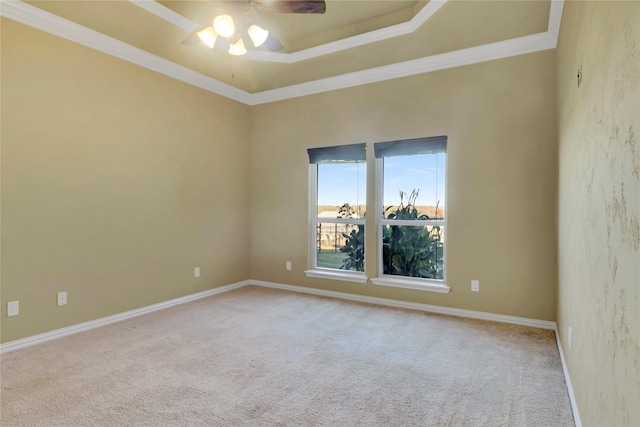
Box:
left=248, top=32, right=556, bottom=105
left=0, top=0, right=253, bottom=104
left=128, top=0, right=198, bottom=33
left=129, top=0, right=449, bottom=64
left=1, top=0, right=564, bottom=106
left=547, top=0, right=565, bottom=47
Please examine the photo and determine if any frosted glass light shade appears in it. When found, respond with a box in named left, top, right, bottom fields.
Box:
left=248, top=25, right=269, bottom=47
left=197, top=27, right=217, bottom=48
left=228, top=38, right=247, bottom=56
left=213, top=15, right=235, bottom=38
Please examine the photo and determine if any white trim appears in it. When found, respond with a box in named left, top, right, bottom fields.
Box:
left=555, top=326, right=583, bottom=427
left=375, top=152, right=447, bottom=284
left=376, top=157, right=385, bottom=278
left=309, top=164, right=319, bottom=270
left=0, top=0, right=564, bottom=106
left=128, top=0, right=198, bottom=33
left=0, top=280, right=250, bottom=354
left=370, top=276, right=450, bottom=294
left=547, top=0, right=565, bottom=47
left=0, top=0, right=252, bottom=105
left=283, top=21, right=413, bottom=64
left=248, top=32, right=556, bottom=105
left=379, top=219, right=446, bottom=227
left=304, top=269, right=368, bottom=283
left=0, top=278, right=561, bottom=364
left=316, top=217, right=366, bottom=225
left=276, top=0, right=448, bottom=64
left=250, top=280, right=556, bottom=330
left=0, top=275, right=577, bottom=426
left=127, top=0, right=448, bottom=64
left=310, top=160, right=367, bottom=273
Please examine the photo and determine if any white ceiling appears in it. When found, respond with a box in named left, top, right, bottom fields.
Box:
left=0, top=0, right=564, bottom=105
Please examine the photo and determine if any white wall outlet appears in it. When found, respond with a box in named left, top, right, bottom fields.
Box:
left=286, top=261, right=292, bottom=271
left=568, top=326, right=572, bottom=350
left=471, top=280, right=480, bottom=292
left=57, top=291, right=68, bottom=306
left=7, top=301, right=19, bottom=317
left=194, top=267, right=200, bottom=278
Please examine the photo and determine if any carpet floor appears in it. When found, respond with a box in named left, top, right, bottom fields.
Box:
left=1, top=285, right=574, bottom=426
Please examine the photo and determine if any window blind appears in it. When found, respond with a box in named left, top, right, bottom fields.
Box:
left=374, top=136, right=447, bottom=158
left=307, top=143, right=366, bottom=164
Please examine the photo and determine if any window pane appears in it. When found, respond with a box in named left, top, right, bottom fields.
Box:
left=316, top=223, right=365, bottom=271
left=383, top=153, right=445, bottom=219
left=382, top=225, right=444, bottom=280
left=317, top=162, right=366, bottom=219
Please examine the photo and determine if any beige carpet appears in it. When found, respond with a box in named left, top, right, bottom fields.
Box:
left=1, top=285, right=574, bottom=426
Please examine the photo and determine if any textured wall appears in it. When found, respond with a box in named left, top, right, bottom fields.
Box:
left=556, top=1, right=640, bottom=425
left=1, top=20, right=251, bottom=343
left=249, top=51, right=558, bottom=321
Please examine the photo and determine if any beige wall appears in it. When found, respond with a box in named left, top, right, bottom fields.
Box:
left=250, top=50, right=558, bottom=321
left=3, top=3, right=639, bottom=424
left=556, top=2, right=640, bottom=426
left=1, top=20, right=251, bottom=343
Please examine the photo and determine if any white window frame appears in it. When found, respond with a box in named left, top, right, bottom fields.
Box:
left=370, top=139, right=450, bottom=294
left=304, top=148, right=368, bottom=284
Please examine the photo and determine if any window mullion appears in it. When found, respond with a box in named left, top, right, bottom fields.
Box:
left=380, top=219, right=446, bottom=227
left=315, top=218, right=366, bottom=225
left=376, top=158, right=384, bottom=278
left=310, top=164, right=319, bottom=270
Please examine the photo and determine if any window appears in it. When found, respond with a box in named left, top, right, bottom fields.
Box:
left=372, top=136, right=448, bottom=292
left=305, top=137, right=449, bottom=293
left=305, top=143, right=367, bottom=283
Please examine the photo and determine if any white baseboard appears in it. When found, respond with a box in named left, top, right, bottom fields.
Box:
left=0, top=277, right=579, bottom=426
left=249, top=279, right=557, bottom=330
left=0, top=280, right=250, bottom=354
left=554, top=325, right=582, bottom=427
left=0, top=278, right=555, bottom=347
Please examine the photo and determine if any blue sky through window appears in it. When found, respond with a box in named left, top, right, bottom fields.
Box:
left=383, top=153, right=445, bottom=208
left=317, top=162, right=365, bottom=210
left=317, top=153, right=445, bottom=211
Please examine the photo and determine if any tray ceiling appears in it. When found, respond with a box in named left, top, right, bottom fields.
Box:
left=1, top=0, right=563, bottom=104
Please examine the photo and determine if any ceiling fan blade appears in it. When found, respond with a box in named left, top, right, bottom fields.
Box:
left=252, top=0, right=326, bottom=14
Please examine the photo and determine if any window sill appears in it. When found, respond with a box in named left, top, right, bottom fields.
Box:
left=370, top=276, right=450, bottom=293
left=304, top=269, right=368, bottom=283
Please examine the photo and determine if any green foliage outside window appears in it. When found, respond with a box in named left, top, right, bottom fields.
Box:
left=339, top=190, right=444, bottom=280
left=337, top=203, right=365, bottom=271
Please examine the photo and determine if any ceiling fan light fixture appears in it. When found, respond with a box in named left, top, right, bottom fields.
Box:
left=213, top=15, right=235, bottom=38
left=196, top=26, right=217, bottom=49
left=248, top=25, right=269, bottom=47
left=228, top=38, right=247, bottom=56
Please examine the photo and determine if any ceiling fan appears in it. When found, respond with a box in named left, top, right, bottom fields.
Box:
left=185, top=0, right=326, bottom=56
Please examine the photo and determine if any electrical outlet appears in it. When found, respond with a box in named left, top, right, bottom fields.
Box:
left=286, top=261, right=292, bottom=271
left=7, top=301, right=19, bottom=317
left=57, top=291, right=68, bottom=306
left=471, top=280, right=480, bottom=292
left=194, top=267, right=200, bottom=278
left=568, top=326, right=572, bottom=350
